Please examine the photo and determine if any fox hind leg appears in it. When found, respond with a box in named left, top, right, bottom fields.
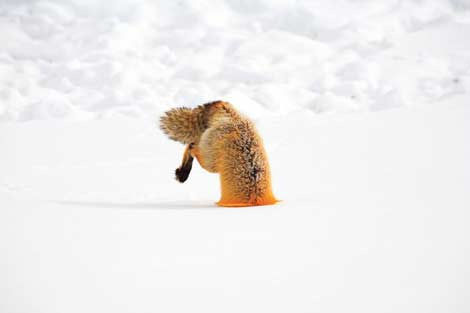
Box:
left=175, top=144, right=194, bottom=183
left=190, top=144, right=219, bottom=173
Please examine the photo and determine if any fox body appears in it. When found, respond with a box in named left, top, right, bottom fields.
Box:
left=160, top=101, right=277, bottom=207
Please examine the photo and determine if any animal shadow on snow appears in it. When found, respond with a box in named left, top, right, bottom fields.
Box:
left=56, top=200, right=217, bottom=210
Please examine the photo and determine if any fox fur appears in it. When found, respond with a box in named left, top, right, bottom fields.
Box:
left=160, top=100, right=278, bottom=207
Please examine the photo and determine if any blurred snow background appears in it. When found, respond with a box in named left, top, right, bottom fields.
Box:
left=1, top=0, right=470, bottom=121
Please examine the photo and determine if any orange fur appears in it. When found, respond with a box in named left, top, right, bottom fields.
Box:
left=160, top=101, right=278, bottom=207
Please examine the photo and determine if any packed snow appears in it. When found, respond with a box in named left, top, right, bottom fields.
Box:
left=1, top=1, right=469, bottom=313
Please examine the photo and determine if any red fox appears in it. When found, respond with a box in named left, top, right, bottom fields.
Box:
left=160, top=101, right=278, bottom=207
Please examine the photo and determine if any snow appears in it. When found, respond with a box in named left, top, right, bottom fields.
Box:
left=1, top=101, right=469, bottom=313
left=1, top=0, right=470, bottom=121
left=1, top=0, right=470, bottom=312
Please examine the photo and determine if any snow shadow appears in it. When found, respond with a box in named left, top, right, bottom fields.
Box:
left=55, top=200, right=218, bottom=210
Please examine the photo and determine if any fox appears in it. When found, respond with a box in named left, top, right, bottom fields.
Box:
left=159, top=100, right=278, bottom=207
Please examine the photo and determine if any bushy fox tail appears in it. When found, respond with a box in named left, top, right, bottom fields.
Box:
left=159, top=107, right=207, bottom=144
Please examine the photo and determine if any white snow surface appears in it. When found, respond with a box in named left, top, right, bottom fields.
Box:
left=1, top=0, right=470, bottom=121
left=1, top=1, right=470, bottom=312
left=1, top=101, right=469, bottom=313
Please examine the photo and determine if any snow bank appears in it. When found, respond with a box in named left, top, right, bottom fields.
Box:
left=1, top=0, right=469, bottom=121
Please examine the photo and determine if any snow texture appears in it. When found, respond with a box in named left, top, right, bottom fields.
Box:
left=1, top=0, right=470, bottom=121
left=1, top=1, right=470, bottom=313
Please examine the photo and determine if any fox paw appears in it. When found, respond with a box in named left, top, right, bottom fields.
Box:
left=175, top=167, right=189, bottom=183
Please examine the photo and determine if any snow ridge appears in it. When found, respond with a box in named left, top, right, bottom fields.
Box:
left=1, top=0, right=469, bottom=122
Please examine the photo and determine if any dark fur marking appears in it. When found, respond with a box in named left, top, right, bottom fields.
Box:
left=175, top=155, right=194, bottom=183
left=249, top=166, right=260, bottom=178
